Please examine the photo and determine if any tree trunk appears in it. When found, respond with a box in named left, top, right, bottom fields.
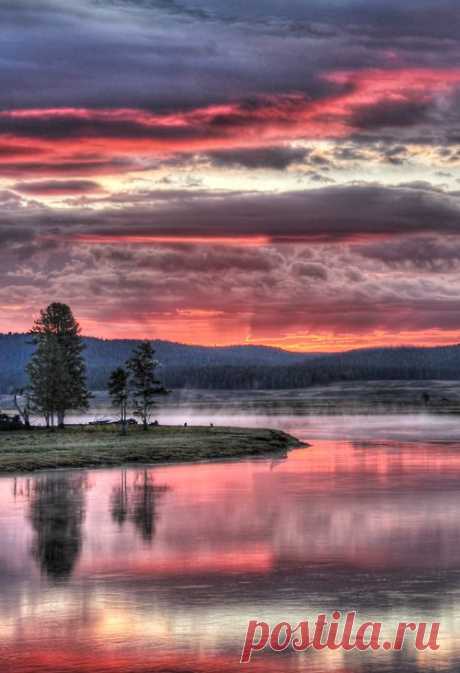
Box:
left=121, top=402, right=127, bottom=435
left=14, top=392, right=31, bottom=429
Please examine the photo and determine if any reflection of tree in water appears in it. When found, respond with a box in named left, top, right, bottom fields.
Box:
left=29, top=474, right=86, bottom=580
left=111, top=470, right=129, bottom=526
left=131, top=471, right=169, bottom=542
left=111, top=470, right=169, bottom=543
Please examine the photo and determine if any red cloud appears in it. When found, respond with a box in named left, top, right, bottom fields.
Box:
left=0, top=67, right=458, bottom=180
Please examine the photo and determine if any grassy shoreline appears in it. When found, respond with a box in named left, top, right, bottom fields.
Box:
left=0, top=425, right=305, bottom=473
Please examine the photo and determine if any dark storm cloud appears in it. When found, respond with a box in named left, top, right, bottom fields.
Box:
left=0, top=144, right=47, bottom=158
left=0, top=225, right=35, bottom=246
left=349, top=99, right=433, bottom=130
left=344, top=0, right=460, bottom=44
left=13, top=180, right=102, bottom=195
left=291, top=261, right=329, bottom=281
left=1, top=0, right=458, bottom=114
left=0, top=158, right=135, bottom=178
left=380, top=145, right=410, bottom=165
left=100, top=0, right=460, bottom=43
left=204, top=146, right=310, bottom=170
left=2, top=185, right=459, bottom=244
left=356, top=236, right=460, bottom=272
left=91, top=243, right=281, bottom=274
left=0, top=0, right=332, bottom=111
left=93, top=0, right=213, bottom=22
left=0, top=115, right=210, bottom=141
left=80, top=185, right=460, bottom=242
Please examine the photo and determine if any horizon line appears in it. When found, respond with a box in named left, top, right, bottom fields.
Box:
left=1, top=331, right=459, bottom=355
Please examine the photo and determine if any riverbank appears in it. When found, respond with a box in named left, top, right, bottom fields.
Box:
left=0, top=425, right=304, bottom=473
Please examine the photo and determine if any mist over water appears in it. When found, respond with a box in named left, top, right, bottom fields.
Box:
left=159, top=411, right=460, bottom=442
left=67, top=402, right=460, bottom=443
left=17, top=381, right=460, bottom=439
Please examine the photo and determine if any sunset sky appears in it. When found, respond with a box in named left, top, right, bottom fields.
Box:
left=1, top=0, right=460, bottom=350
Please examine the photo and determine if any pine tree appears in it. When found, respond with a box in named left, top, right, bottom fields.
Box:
left=27, top=332, right=64, bottom=428
left=28, top=303, right=90, bottom=428
left=108, top=367, right=129, bottom=434
left=127, top=341, right=166, bottom=430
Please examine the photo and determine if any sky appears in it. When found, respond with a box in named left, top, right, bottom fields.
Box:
left=1, top=0, right=460, bottom=351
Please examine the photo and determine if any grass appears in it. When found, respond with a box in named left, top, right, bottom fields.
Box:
left=0, top=424, right=304, bottom=473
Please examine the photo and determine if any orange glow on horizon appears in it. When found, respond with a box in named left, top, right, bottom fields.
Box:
left=75, top=321, right=460, bottom=353
left=1, top=308, right=459, bottom=353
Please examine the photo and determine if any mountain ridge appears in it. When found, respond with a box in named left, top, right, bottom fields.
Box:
left=1, top=333, right=460, bottom=393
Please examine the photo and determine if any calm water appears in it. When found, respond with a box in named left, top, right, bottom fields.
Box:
left=1, top=414, right=460, bottom=672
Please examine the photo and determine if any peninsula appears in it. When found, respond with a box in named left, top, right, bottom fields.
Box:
left=0, top=425, right=305, bottom=473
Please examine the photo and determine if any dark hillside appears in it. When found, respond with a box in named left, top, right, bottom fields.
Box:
left=0, top=334, right=312, bottom=393
left=2, top=333, right=460, bottom=392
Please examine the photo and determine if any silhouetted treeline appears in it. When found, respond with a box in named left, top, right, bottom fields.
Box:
left=2, top=334, right=460, bottom=391
left=0, top=333, right=309, bottom=393
left=160, top=345, right=460, bottom=389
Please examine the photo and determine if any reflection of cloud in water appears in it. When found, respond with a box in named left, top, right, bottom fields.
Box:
left=0, top=418, right=460, bottom=671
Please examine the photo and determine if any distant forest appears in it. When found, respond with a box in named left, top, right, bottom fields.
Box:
left=1, top=333, right=460, bottom=393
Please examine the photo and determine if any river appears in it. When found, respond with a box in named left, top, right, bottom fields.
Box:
left=0, top=413, right=459, bottom=672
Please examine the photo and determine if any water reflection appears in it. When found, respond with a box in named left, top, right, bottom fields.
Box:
left=28, top=474, right=87, bottom=580
left=110, top=469, right=128, bottom=526
left=111, top=469, right=169, bottom=542
left=0, top=416, right=460, bottom=672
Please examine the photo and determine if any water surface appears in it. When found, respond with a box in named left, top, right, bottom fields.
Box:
left=0, top=414, right=459, bottom=672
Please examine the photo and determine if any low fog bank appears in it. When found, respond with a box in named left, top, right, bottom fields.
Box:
left=3, top=382, right=460, bottom=442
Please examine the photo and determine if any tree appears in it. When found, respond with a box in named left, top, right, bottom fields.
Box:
left=14, top=388, right=31, bottom=428
left=27, top=303, right=90, bottom=428
left=27, top=332, right=64, bottom=428
left=127, top=341, right=166, bottom=430
left=108, top=367, right=129, bottom=434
